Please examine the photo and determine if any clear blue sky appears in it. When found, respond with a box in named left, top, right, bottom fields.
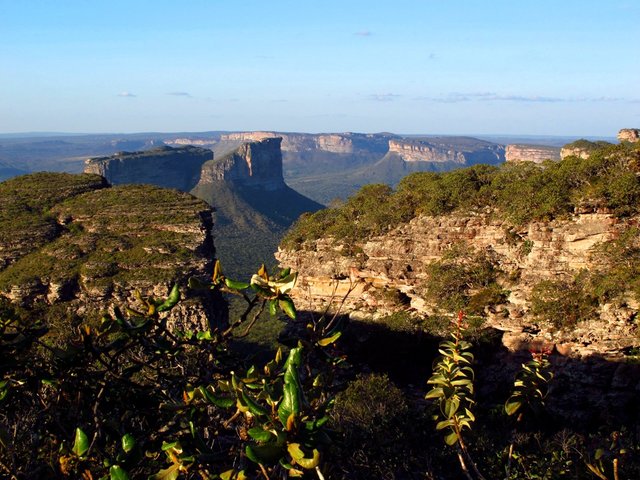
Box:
left=1, top=0, right=638, bottom=136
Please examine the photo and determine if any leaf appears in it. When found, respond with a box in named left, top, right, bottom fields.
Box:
left=196, top=330, right=213, bottom=341
left=224, top=278, right=250, bottom=290
left=444, top=431, right=459, bottom=446
left=504, top=399, right=522, bottom=416
left=121, top=434, right=135, bottom=453
left=248, top=427, right=275, bottom=443
left=279, top=297, right=297, bottom=320
left=150, top=464, right=180, bottom=480
left=268, top=299, right=277, bottom=317
left=436, top=419, right=453, bottom=431
left=245, top=444, right=283, bottom=465
left=278, top=347, right=303, bottom=427
left=109, top=465, right=130, bottom=480
left=157, top=284, right=180, bottom=313
left=241, top=390, right=268, bottom=417
left=317, top=331, right=341, bottom=346
left=212, top=259, right=221, bottom=283
left=257, top=264, right=268, bottom=281
left=72, top=427, right=90, bottom=457
left=287, top=443, right=321, bottom=469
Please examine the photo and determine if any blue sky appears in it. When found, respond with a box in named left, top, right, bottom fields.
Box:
left=1, top=0, right=638, bottom=136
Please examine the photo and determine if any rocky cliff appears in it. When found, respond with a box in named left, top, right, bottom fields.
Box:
left=191, top=138, right=322, bottom=277
left=0, top=172, right=222, bottom=332
left=84, top=145, right=213, bottom=191
left=618, top=128, right=640, bottom=143
left=197, top=137, right=285, bottom=191
left=277, top=210, right=640, bottom=422
left=219, top=131, right=392, bottom=155
left=277, top=211, right=637, bottom=356
left=505, top=144, right=561, bottom=163
left=388, top=139, right=466, bottom=163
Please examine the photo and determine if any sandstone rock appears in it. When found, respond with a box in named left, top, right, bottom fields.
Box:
left=277, top=212, right=637, bottom=359
left=196, top=137, right=285, bottom=191
left=618, top=128, right=640, bottom=143
left=505, top=144, right=561, bottom=163
left=84, top=145, right=212, bottom=191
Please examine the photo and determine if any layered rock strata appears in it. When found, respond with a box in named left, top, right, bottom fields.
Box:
left=618, top=128, right=640, bottom=143
left=277, top=212, right=637, bottom=360
left=197, top=137, right=285, bottom=191
left=505, top=144, right=561, bottom=163
left=84, top=145, right=213, bottom=191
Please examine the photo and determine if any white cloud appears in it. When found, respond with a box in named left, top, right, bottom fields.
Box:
left=167, top=91, right=192, bottom=97
left=355, top=30, right=372, bottom=37
left=368, top=93, right=401, bottom=102
left=117, top=91, right=136, bottom=97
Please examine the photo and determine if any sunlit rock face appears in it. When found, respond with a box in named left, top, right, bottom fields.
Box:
left=505, top=144, right=561, bottom=163
left=618, top=128, right=640, bottom=143
left=196, top=137, right=285, bottom=191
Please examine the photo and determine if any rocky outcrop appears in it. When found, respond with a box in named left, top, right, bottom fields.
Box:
left=84, top=145, right=213, bottom=191
left=277, top=211, right=640, bottom=422
left=618, top=128, right=640, bottom=143
left=0, top=173, right=223, bottom=331
left=196, top=137, right=285, bottom=191
left=219, top=131, right=395, bottom=156
left=505, top=144, right=561, bottom=163
left=560, top=146, right=592, bottom=160
left=277, top=212, right=637, bottom=360
left=387, top=137, right=505, bottom=165
left=388, top=139, right=466, bottom=163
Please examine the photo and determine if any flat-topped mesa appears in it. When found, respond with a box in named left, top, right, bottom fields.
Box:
left=84, top=145, right=212, bottom=191
left=220, top=131, right=354, bottom=153
left=388, top=139, right=466, bottom=163
left=505, top=144, right=561, bottom=163
left=219, top=131, right=394, bottom=155
left=198, top=137, right=286, bottom=190
left=618, top=128, right=640, bottom=143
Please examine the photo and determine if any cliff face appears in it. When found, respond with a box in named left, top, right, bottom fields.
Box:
left=219, top=131, right=390, bottom=155
left=84, top=145, right=213, bottom=191
left=197, top=137, right=285, bottom=191
left=191, top=138, right=322, bottom=278
left=387, top=137, right=505, bottom=164
left=277, top=211, right=640, bottom=421
left=388, top=139, right=465, bottom=163
left=618, top=128, right=640, bottom=143
left=560, top=146, right=592, bottom=159
left=505, top=144, right=561, bottom=163
left=0, top=173, right=223, bottom=331
left=277, top=212, right=636, bottom=359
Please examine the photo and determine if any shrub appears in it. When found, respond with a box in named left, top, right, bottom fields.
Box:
left=530, top=274, right=598, bottom=328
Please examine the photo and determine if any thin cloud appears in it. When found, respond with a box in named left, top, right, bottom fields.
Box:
left=369, top=93, right=402, bottom=102
left=117, top=91, right=136, bottom=98
left=355, top=30, right=372, bottom=37
left=167, top=91, right=192, bottom=98
left=423, top=92, right=629, bottom=103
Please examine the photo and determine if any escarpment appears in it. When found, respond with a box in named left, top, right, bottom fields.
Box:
left=0, top=172, right=223, bottom=332
left=196, top=137, right=286, bottom=191
left=84, top=145, right=213, bottom=191
left=505, top=144, right=561, bottom=163
left=277, top=139, right=640, bottom=422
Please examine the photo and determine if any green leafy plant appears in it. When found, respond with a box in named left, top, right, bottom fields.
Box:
left=426, top=311, right=485, bottom=480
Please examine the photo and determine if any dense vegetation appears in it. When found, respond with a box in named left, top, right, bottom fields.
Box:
left=283, top=142, right=640, bottom=247
left=2, top=261, right=639, bottom=479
